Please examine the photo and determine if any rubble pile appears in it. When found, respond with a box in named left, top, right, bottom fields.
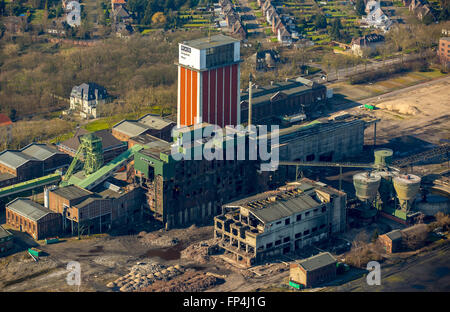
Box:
left=106, top=262, right=185, bottom=292
left=138, top=271, right=222, bottom=292
left=180, top=239, right=219, bottom=264
left=138, top=231, right=179, bottom=248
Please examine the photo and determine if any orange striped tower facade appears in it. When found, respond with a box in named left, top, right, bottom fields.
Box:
left=177, top=35, right=241, bottom=128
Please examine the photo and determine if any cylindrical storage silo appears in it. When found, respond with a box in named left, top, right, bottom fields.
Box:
left=393, top=174, right=421, bottom=212
left=374, top=149, right=393, bottom=168
left=353, top=172, right=381, bottom=201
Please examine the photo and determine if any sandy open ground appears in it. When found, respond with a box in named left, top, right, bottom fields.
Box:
left=351, top=76, right=450, bottom=148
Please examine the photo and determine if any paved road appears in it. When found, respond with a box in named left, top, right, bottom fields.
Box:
left=238, top=0, right=261, bottom=35
left=328, top=242, right=450, bottom=292
left=309, top=53, right=423, bottom=83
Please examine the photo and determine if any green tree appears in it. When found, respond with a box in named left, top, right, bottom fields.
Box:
left=313, top=14, right=327, bottom=29
left=439, top=7, right=449, bottom=21
left=0, top=0, right=5, bottom=16
left=330, top=18, right=342, bottom=40
left=355, top=0, right=365, bottom=16
left=422, top=13, right=434, bottom=25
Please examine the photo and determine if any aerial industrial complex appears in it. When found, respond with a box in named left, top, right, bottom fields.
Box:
left=0, top=33, right=449, bottom=293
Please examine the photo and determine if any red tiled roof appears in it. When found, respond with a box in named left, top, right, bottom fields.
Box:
left=0, top=114, right=12, bottom=127
left=112, top=0, right=126, bottom=4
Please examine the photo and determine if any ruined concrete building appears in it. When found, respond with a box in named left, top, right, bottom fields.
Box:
left=273, top=113, right=378, bottom=163
left=133, top=124, right=273, bottom=229
left=214, top=178, right=347, bottom=266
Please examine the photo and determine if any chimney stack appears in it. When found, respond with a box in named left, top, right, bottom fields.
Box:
left=248, top=73, right=253, bottom=128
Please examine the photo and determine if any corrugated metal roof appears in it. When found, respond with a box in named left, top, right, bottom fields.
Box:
left=138, top=114, right=174, bottom=130
left=250, top=193, right=321, bottom=223
left=298, top=252, right=336, bottom=272
left=51, top=185, right=92, bottom=201
left=113, top=121, right=149, bottom=138
left=20, top=143, right=63, bottom=161
left=6, top=198, right=53, bottom=222
left=0, top=150, right=36, bottom=169
left=59, top=129, right=124, bottom=152
left=384, top=229, right=402, bottom=241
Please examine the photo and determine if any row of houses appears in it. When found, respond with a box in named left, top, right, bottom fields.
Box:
left=405, top=0, right=437, bottom=22
left=218, top=0, right=247, bottom=40
left=259, top=0, right=295, bottom=45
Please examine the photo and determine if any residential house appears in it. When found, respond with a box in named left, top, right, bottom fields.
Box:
left=362, top=1, right=392, bottom=31
left=351, top=33, right=385, bottom=57
left=249, top=50, right=280, bottom=71
left=111, top=0, right=127, bottom=11
left=409, top=0, right=436, bottom=22
left=69, top=82, right=110, bottom=119
left=277, top=24, right=292, bottom=45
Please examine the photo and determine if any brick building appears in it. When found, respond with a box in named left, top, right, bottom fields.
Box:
left=6, top=198, right=61, bottom=240
left=0, top=151, right=43, bottom=187
left=48, top=183, right=143, bottom=235
left=112, top=114, right=175, bottom=143
left=20, top=143, right=71, bottom=174
left=57, top=129, right=127, bottom=163
left=438, top=37, right=450, bottom=67
left=378, top=229, right=402, bottom=253
left=289, top=252, right=337, bottom=288
left=240, top=77, right=328, bottom=125
left=0, top=143, right=71, bottom=187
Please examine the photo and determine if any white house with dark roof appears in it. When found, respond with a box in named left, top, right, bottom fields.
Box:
left=70, top=82, right=110, bottom=119
left=362, top=1, right=392, bottom=32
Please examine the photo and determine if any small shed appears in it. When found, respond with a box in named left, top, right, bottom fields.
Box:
left=290, top=252, right=337, bottom=288
left=378, top=229, right=402, bottom=253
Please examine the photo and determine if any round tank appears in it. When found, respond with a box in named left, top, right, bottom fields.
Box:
left=353, top=172, right=381, bottom=201
left=374, top=149, right=393, bottom=168
left=393, top=174, right=421, bottom=209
